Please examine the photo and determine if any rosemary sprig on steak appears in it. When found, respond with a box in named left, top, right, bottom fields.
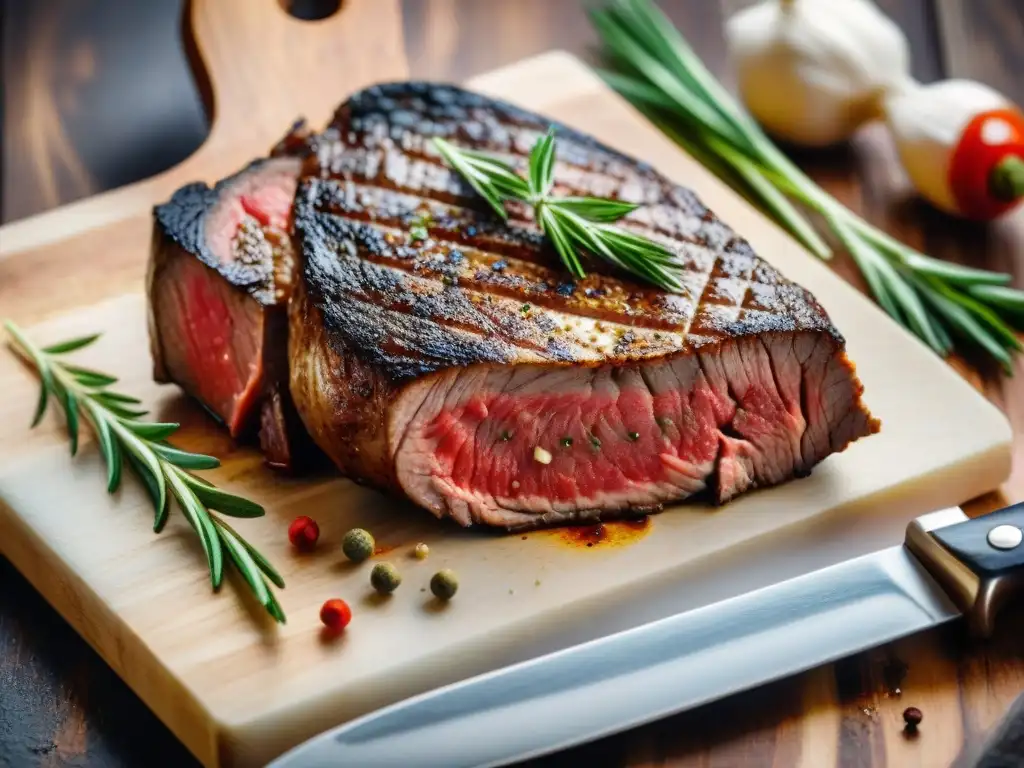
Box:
left=590, top=0, right=1024, bottom=371
left=434, top=129, right=685, bottom=292
left=4, top=321, right=286, bottom=624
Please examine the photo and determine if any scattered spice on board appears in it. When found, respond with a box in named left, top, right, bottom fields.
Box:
left=883, top=658, right=908, bottom=698
left=413, top=543, right=430, bottom=560
left=320, top=599, right=352, bottom=632
left=431, top=569, right=459, bottom=600
left=288, top=516, right=320, bottom=551
left=371, top=563, right=402, bottom=594
left=342, top=528, right=375, bottom=562
left=903, top=707, right=923, bottom=731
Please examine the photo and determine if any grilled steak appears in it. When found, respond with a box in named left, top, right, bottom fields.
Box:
left=288, top=82, right=880, bottom=530
left=147, top=122, right=313, bottom=470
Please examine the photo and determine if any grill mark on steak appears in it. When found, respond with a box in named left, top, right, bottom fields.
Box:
left=281, top=81, right=880, bottom=529
left=302, top=209, right=706, bottom=367
left=299, top=195, right=833, bottom=373
left=310, top=144, right=715, bottom=247
left=309, top=172, right=727, bottom=292
left=310, top=123, right=741, bottom=248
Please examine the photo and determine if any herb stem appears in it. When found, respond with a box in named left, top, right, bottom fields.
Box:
left=3, top=322, right=286, bottom=623
left=591, top=0, right=1024, bottom=368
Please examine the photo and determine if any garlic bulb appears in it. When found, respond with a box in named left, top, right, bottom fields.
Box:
left=725, top=0, right=912, bottom=146
left=883, top=79, right=1015, bottom=216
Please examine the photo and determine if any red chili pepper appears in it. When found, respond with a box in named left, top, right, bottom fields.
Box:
left=320, top=598, right=352, bottom=631
left=948, top=107, right=1024, bottom=221
left=288, top=515, right=320, bottom=551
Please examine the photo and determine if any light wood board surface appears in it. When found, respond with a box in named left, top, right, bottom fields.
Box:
left=0, top=4, right=1015, bottom=767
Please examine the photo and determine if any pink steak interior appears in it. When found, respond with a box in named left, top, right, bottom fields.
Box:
left=393, top=333, right=873, bottom=528
left=171, top=259, right=264, bottom=435
left=154, top=161, right=298, bottom=436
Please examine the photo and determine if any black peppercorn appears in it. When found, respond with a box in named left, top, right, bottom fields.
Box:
left=903, top=707, right=923, bottom=729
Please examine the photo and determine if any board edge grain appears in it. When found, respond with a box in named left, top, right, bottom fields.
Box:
left=0, top=491, right=220, bottom=767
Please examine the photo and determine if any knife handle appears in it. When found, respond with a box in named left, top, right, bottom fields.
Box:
left=906, top=502, right=1024, bottom=638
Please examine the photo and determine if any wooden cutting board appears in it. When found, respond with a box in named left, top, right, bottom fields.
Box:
left=0, top=2, right=1014, bottom=767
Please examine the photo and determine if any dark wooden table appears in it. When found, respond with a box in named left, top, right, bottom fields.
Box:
left=2, top=1, right=1023, bottom=766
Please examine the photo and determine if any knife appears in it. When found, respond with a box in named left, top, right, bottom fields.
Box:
left=268, top=502, right=1024, bottom=768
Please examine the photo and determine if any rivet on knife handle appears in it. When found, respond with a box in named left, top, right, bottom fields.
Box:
left=905, top=502, right=1024, bottom=638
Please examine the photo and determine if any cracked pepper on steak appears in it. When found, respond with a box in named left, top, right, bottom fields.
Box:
left=148, top=82, right=879, bottom=531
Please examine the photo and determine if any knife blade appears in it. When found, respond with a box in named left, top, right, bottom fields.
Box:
left=268, top=502, right=1024, bottom=768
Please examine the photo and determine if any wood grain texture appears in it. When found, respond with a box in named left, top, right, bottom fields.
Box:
left=936, top=0, right=1024, bottom=103
left=0, top=48, right=1015, bottom=765
left=1, top=1, right=1023, bottom=767
left=0, top=0, right=408, bottom=257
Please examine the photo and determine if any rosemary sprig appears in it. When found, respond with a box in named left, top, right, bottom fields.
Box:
left=590, top=0, right=1024, bottom=370
left=3, top=321, right=286, bottom=623
left=434, top=129, right=685, bottom=292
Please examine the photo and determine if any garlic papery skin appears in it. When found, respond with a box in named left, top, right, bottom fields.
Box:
left=883, top=79, right=1011, bottom=214
left=725, top=0, right=912, bottom=147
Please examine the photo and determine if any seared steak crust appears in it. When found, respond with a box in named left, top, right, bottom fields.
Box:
left=296, top=83, right=841, bottom=379
left=148, top=124, right=315, bottom=469
left=289, top=82, right=879, bottom=529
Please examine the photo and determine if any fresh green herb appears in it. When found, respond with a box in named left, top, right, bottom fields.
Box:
left=560, top=436, right=574, bottom=448
left=3, top=322, right=286, bottom=623
left=409, top=225, right=429, bottom=242
left=434, top=131, right=684, bottom=292
left=627, top=431, right=640, bottom=441
left=520, top=303, right=531, bottom=313
left=590, top=0, right=1024, bottom=370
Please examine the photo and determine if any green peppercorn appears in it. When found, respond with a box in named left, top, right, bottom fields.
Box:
left=371, top=562, right=402, bottom=594
left=342, top=528, right=375, bottom=563
left=430, top=569, right=459, bottom=600
left=413, top=542, right=430, bottom=560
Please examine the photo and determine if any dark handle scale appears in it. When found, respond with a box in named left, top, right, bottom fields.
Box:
left=933, top=501, right=1024, bottom=576
left=908, top=502, right=1024, bottom=638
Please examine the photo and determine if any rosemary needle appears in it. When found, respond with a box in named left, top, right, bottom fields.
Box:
left=434, top=130, right=684, bottom=292
left=4, top=321, right=286, bottom=624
